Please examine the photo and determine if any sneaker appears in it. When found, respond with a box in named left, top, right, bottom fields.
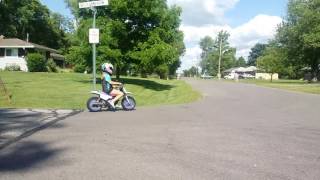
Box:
left=115, top=104, right=122, bottom=109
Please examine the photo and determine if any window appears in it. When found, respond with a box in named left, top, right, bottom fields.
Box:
left=5, top=48, right=18, bottom=57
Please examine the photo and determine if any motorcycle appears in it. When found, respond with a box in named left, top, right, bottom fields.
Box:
left=87, top=84, right=136, bottom=112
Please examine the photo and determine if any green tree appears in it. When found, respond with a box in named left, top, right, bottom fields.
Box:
left=247, top=43, right=267, bottom=66
left=199, top=31, right=236, bottom=76
left=199, top=36, right=214, bottom=74
left=0, top=0, right=69, bottom=50
left=65, top=0, right=184, bottom=79
left=276, top=0, right=320, bottom=80
left=183, top=69, right=190, bottom=77
left=236, top=56, right=246, bottom=67
left=183, top=66, right=198, bottom=77
left=257, top=46, right=285, bottom=82
left=188, top=66, right=199, bottom=77
left=199, top=36, right=215, bottom=60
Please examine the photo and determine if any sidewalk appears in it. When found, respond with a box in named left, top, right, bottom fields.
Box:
left=0, top=109, right=81, bottom=150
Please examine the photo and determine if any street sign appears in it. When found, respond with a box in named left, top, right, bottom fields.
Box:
left=89, top=28, right=99, bottom=44
left=79, top=0, right=108, bottom=9
left=78, top=0, right=109, bottom=90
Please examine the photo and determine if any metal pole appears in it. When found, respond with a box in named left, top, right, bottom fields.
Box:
left=92, top=8, right=97, bottom=90
left=218, top=37, right=222, bottom=80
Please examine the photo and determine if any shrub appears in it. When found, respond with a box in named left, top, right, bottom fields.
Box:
left=5, top=64, right=21, bottom=71
left=47, top=58, right=58, bottom=73
left=58, top=68, right=73, bottom=73
left=65, top=46, right=90, bottom=73
left=26, top=53, right=47, bottom=72
left=73, top=64, right=87, bottom=73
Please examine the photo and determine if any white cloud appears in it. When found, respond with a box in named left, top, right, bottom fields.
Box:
left=168, top=0, right=239, bottom=26
left=179, top=46, right=202, bottom=70
left=229, top=14, right=283, bottom=58
left=180, top=24, right=231, bottom=46
left=179, top=15, right=283, bottom=70
left=166, top=1, right=283, bottom=70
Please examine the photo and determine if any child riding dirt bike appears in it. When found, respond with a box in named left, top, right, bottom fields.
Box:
left=101, top=63, right=123, bottom=109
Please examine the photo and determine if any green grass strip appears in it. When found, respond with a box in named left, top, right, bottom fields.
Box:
left=240, top=79, right=320, bottom=95
left=0, top=72, right=201, bottom=109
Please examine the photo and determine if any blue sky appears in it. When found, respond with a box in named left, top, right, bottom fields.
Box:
left=41, top=0, right=289, bottom=70
left=40, top=0, right=73, bottom=18
left=226, top=0, right=288, bottom=27
left=40, top=0, right=288, bottom=27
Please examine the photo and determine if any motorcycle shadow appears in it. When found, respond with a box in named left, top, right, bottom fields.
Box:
left=101, top=107, right=136, bottom=112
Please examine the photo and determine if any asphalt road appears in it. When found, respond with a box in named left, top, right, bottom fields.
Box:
left=0, top=79, right=320, bottom=180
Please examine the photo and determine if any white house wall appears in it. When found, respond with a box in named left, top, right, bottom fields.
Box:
left=0, top=57, right=28, bottom=71
left=256, top=73, right=279, bottom=80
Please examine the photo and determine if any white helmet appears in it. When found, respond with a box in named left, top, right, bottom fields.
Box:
left=102, top=63, right=113, bottom=74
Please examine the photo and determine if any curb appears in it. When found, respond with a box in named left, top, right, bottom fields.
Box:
left=0, top=110, right=82, bottom=151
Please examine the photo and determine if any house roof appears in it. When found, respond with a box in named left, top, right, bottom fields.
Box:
left=0, top=38, right=34, bottom=48
left=50, top=53, right=65, bottom=61
left=224, top=66, right=258, bottom=73
left=0, top=38, right=59, bottom=53
left=224, top=67, right=238, bottom=73
left=31, top=43, right=59, bottom=54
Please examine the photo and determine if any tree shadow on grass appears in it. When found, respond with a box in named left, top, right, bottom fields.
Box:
left=121, top=78, right=174, bottom=91
left=0, top=141, right=66, bottom=172
left=76, top=77, right=174, bottom=91
left=270, top=81, right=308, bottom=85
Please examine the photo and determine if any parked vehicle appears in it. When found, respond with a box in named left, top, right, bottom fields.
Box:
left=224, top=74, right=235, bottom=79
left=201, top=74, right=214, bottom=79
left=87, top=84, right=136, bottom=112
left=240, top=73, right=255, bottom=79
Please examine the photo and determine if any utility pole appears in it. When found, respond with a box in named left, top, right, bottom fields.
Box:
left=218, top=37, right=222, bottom=80
left=79, top=0, right=108, bottom=90
left=92, top=8, right=97, bottom=90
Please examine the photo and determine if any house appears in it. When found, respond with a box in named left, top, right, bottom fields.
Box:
left=224, top=66, right=257, bottom=79
left=224, top=66, right=279, bottom=80
left=0, top=37, right=64, bottom=71
left=255, top=73, right=279, bottom=80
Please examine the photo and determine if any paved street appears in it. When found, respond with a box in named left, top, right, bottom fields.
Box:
left=0, top=109, right=81, bottom=150
left=0, top=79, right=320, bottom=180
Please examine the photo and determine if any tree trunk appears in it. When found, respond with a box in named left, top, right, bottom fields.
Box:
left=270, top=73, right=273, bottom=83
left=116, top=64, right=120, bottom=80
left=311, top=62, right=319, bottom=82
left=140, top=72, right=147, bottom=78
left=315, top=68, right=320, bottom=82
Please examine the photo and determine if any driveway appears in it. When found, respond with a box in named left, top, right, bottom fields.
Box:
left=0, top=79, right=320, bottom=180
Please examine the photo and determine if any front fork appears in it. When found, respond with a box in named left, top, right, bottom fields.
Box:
left=123, top=95, right=134, bottom=106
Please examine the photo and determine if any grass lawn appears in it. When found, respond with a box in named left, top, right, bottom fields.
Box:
left=239, top=79, right=320, bottom=95
left=0, top=72, right=201, bottom=109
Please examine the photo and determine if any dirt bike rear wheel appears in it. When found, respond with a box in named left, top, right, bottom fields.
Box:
left=87, top=97, right=102, bottom=112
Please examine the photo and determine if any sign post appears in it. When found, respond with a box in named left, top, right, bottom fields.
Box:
left=79, top=0, right=108, bottom=90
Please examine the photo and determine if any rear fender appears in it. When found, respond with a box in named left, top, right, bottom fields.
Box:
left=90, top=91, right=101, bottom=95
left=90, top=91, right=112, bottom=100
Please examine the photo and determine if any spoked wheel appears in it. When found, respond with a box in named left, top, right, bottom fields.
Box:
left=87, top=97, right=102, bottom=112
left=121, top=96, right=136, bottom=111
